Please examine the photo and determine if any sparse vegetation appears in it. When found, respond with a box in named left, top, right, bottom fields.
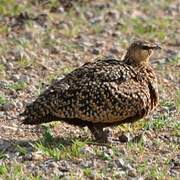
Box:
left=0, top=0, right=179, bottom=179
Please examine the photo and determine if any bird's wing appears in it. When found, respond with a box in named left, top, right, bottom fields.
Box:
left=22, top=59, right=150, bottom=124
left=50, top=59, right=150, bottom=123
left=55, top=77, right=151, bottom=123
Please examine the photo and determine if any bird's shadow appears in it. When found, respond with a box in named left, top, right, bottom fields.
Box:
left=0, top=136, right=90, bottom=155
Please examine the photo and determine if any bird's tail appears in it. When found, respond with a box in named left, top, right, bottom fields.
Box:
left=20, top=98, right=58, bottom=125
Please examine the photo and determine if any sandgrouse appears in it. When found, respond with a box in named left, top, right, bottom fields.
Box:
left=21, top=40, right=161, bottom=142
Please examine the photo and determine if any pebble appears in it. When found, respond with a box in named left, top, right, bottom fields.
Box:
left=108, top=10, right=119, bottom=18
left=90, top=16, right=103, bottom=24
left=8, top=49, right=22, bottom=61
left=7, top=63, right=15, bottom=71
left=12, top=74, right=30, bottom=83
left=0, top=81, right=8, bottom=88
left=131, top=134, right=146, bottom=143
left=115, top=158, right=126, bottom=169
left=19, top=74, right=30, bottom=83
left=31, top=151, right=44, bottom=161
left=91, top=48, right=100, bottom=55
left=0, top=111, right=5, bottom=118
left=109, top=47, right=120, bottom=54
left=58, top=160, right=70, bottom=172
left=119, top=133, right=132, bottom=143
left=80, top=146, right=95, bottom=156
left=22, top=153, right=33, bottom=161
left=1, top=103, right=15, bottom=111
left=80, top=160, right=93, bottom=168
left=127, top=168, right=137, bottom=177
left=112, top=31, right=121, bottom=37
left=115, top=158, right=135, bottom=174
left=44, top=159, right=58, bottom=168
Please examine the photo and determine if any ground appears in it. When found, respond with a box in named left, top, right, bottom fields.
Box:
left=0, top=0, right=179, bottom=179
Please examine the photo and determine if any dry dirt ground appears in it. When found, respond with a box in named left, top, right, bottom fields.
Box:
left=0, top=0, right=179, bottom=179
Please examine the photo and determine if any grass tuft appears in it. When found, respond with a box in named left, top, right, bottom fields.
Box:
left=7, top=81, right=27, bottom=91
left=0, top=95, right=7, bottom=105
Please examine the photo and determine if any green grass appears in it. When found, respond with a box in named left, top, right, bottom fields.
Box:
left=16, top=145, right=28, bottom=156
left=137, top=161, right=168, bottom=179
left=0, top=0, right=26, bottom=16
left=7, top=81, right=27, bottom=91
left=17, top=58, right=34, bottom=69
left=127, top=138, right=145, bottom=154
left=0, top=64, right=6, bottom=78
left=0, top=163, right=38, bottom=179
left=175, top=90, right=180, bottom=110
left=0, top=150, right=6, bottom=160
left=0, top=163, right=8, bottom=175
left=0, top=64, right=5, bottom=72
left=0, top=95, right=7, bottom=105
left=144, top=115, right=169, bottom=130
left=45, top=66, right=75, bottom=84
left=34, top=126, right=88, bottom=160
left=94, top=146, right=120, bottom=161
left=119, top=17, right=171, bottom=41
left=83, top=168, right=93, bottom=177
left=34, top=139, right=87, bottom=160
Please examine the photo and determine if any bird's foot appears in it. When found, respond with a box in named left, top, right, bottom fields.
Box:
left=87, top=123, right=108, bottom=143
left=94, top=130, right=109, bottom=143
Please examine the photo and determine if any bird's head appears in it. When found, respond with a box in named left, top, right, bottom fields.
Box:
left=124, top=40, right=161, bottom=66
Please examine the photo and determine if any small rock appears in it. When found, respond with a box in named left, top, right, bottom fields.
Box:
left=0, top=81, right=8, bottom=88
left=22, top=153, right=33, bottom=161
left=49, top=46, right=59, bottom=54
left=6, top=63, right=14, bottom=70
left=107, top=10, right=119, bottom=19
left=115, top=158, right=126, bottom=169
left=31, top=151, right=44, bottom=161
left=153, top=58, right=167, bottom=65
left=113, top=170, right=126, bottom=177
left=16, top=101, right=24, bottom=109
left=128, top=168, right=137, bottom=177
left=115, top=158, right=134, bottom=173
left=1, top=103, right=15, bottom=111
left=44, top=159, right=58, bottom=168
left=131, top=134, right=146, bottom=143
left=95, top=41, right=104, bottom=47
left=80, top=160, right=93, bottom=168
left=91, top=48, right=100, bottom=55
left=80, top=146, right=94, bottom=155
left=19, top=74, right=30, bottom=83
left=107, top=148, right=114, bottom=157
left=112, top=31, right=121, bottom=37
left=8, top=49, right=22, bottom=61
left=58, top=160, right=70, bottom=172
left=119, top=133, right=132, bottom=143
left=85, top=11, right=94, bottom=19
left=109, top=47, right=120, bottom=54
left=11, top=74, right=20, bottom=81
left=0, top=111, right=5, bottom=118
left=90, top=16, right=103, bottom=24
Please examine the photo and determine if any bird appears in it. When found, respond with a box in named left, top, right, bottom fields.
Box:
left=21, top=40, right=161, bottom=143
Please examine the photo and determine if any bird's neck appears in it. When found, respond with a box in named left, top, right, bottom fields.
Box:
left=123, top=55, right=149, bottom=67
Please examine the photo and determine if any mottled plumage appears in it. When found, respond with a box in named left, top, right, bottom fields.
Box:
left=21, top=40, right=161, bottom=142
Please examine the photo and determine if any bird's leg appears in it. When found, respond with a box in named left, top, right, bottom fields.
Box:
left=87, top=123, right=109, bottom=143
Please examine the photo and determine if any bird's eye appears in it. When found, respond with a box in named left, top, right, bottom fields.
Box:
left=141, top=46, right=150, bottom=50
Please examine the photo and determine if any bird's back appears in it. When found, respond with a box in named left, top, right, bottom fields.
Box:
left=22, top=58, right=158, bottom=126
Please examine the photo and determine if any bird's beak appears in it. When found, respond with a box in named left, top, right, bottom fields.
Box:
left=141, top=43, right=162, bottom=50
left=152, top=44, right=162, bottom=50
